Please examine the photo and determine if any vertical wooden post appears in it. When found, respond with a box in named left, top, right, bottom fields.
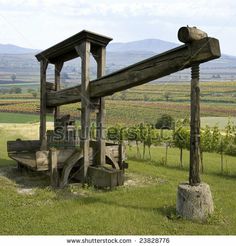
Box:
left=54, top=62, right=63, bottom=122
left=40, top=59, right=48, bottom=150
left=189, top=63, right=201, bottom=186
left=76, top=42, right=91, bottom=182
left=95, top=47, right=106, bottom=166
left=49, top=148, right=59, bottom=188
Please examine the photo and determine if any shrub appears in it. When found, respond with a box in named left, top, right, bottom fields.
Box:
left=155, top=114, right=175, bottom=130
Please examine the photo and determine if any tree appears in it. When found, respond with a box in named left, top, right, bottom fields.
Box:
left=10, top=87, right=22, bottom=94
left=32, top=92, right=37, bottom=98
left=11, top=73, right=16, bottom=82
left=142, top=124, right=155, bottom=159
left=163, top=91, right=171, bottom=101
left=211, top=125, right=221, bottom=151
left=217, top=135, right=227, bottom=174
left=173, top=126, right=190, bottom=168
left=155, top=114, right=175, bottom=130
left=201, top=125, right=212, bottom=152
left=200, top=125, right=212, bottom=173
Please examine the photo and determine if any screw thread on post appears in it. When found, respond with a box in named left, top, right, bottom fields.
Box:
left=191, top=63, right=200, bottom=80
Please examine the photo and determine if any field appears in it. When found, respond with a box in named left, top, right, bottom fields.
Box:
left=0, top=125, right=236, bottom=235
left=0, top=81, right=236, bottom=235
left=1, top=81, right=236, bottom=126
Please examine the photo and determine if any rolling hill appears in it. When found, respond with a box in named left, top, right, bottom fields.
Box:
left=0, top=44, right=39, bottom=54
left=0, top=39, right=236, bottom=83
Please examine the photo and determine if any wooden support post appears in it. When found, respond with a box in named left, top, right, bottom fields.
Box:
left=40, top=59, right=48, bottom=150
left=189, top=63, right=201, bottom=186
left=49, top=148, right=59, bottom=188
left=76, top=42, right=91, bottom=182
left=93, top=47, right=106, bottom=166
left=118, top=143, right=124, bottom=169
left=54, top=62, right=63, bottom=122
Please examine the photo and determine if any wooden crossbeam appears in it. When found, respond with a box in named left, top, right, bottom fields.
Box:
left=47, top=37, right=220, bottom=107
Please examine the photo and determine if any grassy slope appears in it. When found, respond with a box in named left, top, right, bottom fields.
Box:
left=0, top=128, right=236, bottom=235
left=0, top=112, right=39, bottom=123
left=0, top=112, right=54, bottom=123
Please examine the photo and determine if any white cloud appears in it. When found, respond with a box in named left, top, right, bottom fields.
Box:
left=0, top=0, right=235, bottom=55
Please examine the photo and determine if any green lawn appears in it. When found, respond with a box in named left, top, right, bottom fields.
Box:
left=0, top=112, right=39, bottom=123
left=0, top=112, right=53, bottom=123
left=0, top=127, right=236, bottom=235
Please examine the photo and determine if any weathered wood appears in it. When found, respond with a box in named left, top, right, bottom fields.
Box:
left=7, top=140, right=41, bottom=153
left=54, top=62, right=63, bottom=122
left=40, top=59, right=48, bottom=150
left=46, top=82, right=55, bottom=91
left=47, top=37, right=220, bottom=107
left=60, top=150, right=83, bottom=187
left=105, top=149, right=120, bottom=169
left=178, top=26, right=208, bottom=43
left=49, top=148, right=59, bottom=188
left=189, top=64, right=201, bottom=185
left=35, top=30, right=112, bottom=63
left=8, top=152, right=38, bottom=170
left=93, top=46, right=106, bottom=166
left=76, top=41, right=91, bottom=181
left=36, top=150, right=49, bottom=170
left=118, top=143, right=124, bottom=168
left=87, top=166, right=124, bottom=188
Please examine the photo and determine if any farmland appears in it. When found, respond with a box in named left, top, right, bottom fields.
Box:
left=1, top=80, right=236, bottom=235
left=1, top=81, right=236, bottom=126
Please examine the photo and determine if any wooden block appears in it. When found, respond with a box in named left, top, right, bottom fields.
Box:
left=87, top=166, right=124, bottom=188
left=36, top=150, right=49, bottom=169
left=7, top=140, right=41, bottom=153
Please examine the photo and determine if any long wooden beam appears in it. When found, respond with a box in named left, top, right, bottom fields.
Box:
left=47, top=37, right=220, bottom=107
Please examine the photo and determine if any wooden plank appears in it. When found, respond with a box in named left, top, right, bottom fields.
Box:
left=35, top=30, right=112, bottom=63
left=40, top=59, right=48, bottom=150
left=76, top=41, right=91, bottom=181
left=54, top=62, right=63, bottom=122
left=189, top=64, right=201, bottom=185
left=60, top=150, right=83, bottom=187
left=47, top=37, right=221, bottom=107
left=7, top=140, right=41, bottom=153
left=8, top=152, right=38, bottom=170
left=49, top=148, right=59, bottom=188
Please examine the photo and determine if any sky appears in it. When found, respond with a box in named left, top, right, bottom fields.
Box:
left=0, top=0, right=236, bottom=55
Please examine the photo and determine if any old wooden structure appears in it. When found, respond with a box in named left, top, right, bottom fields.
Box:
left=7, top=27, right=221, bottom=188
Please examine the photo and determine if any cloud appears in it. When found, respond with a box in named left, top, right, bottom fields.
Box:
left=0, top=0, right=235, bottom=55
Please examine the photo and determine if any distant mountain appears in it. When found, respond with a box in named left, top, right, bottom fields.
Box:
left=0, top=44, right=39, bottom=54
left=1, top=39, right=236, bottom=82
left=107, top=39, right=179, bottom=53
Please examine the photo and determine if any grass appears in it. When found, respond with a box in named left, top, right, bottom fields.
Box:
left=201, top=116, right=236, bottom=129
left=0, top=112, right=53, bottom=123
left=0, top=112, right=39, bottom=123
left=0, top=126, right=236, bottom=235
